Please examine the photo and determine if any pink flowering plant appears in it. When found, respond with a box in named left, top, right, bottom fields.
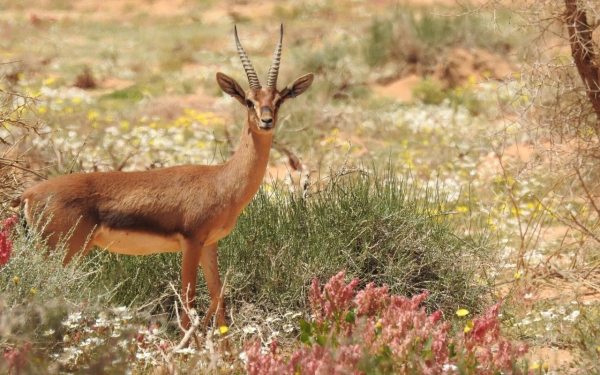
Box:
left=245, top=271, right=529, bottom=374
left=0, top=216, right=18, bottom=269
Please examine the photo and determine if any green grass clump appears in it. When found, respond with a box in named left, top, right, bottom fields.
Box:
left=223, top=169, right=491, bottom=315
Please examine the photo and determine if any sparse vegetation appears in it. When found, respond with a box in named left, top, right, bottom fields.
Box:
left=1, top=0, right=599, bottom=373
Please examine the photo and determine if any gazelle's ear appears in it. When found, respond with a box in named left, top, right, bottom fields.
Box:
left=216, top=72, right=246, bottom=105
left=280, top=73, right=314, bottom=102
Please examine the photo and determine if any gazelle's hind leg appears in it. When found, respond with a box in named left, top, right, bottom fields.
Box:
left=43, top=218, right=98, bottom=265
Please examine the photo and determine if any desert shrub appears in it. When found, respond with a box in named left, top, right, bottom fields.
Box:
left=571, top=307, right=600, bottom=374
left=244, top=271, right=529, bottom=374
left=223, top=169, right=493, bottom=315
left=412, top=77, right=484, bottom=115
left=412, top=78, right=446, bottom=105
left=0, top=84, right=41, bottom=213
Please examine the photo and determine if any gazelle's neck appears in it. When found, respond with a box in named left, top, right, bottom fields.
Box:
left=222, top=118, right=272, bottom=206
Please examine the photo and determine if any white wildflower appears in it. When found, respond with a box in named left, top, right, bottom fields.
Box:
left=563, top=310, right=580, bottom=322
left=174, top=347, right=196, bottom=355
left=283, top=324, right=294, bottom=333
left=113, top=306, right=128, bottom=315
left=43, top=329, right=55, bottom=336
left=442, top=364, right=458, bottom=372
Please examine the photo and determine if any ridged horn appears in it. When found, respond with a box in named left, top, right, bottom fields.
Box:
left=266, top=24, right=283, bottom=88
left=234, top=25, right=261, bottom=89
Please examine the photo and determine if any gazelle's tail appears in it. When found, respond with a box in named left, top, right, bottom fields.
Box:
left=9, top=197, right=21, bottom=211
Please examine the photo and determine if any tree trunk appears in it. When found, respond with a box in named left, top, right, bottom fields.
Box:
left=564, top=0, right=600, bottom=124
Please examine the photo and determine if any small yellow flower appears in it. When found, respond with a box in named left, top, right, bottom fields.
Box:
left=86, top=109, right=99, bottom=121
left=529, top=363, right=540, bottom=370
left=219, top=325, right=229, bottom=335
left=456, top=309, right=469, bottom=317
left=514, top=272, right=521, bottom=280
left=463, top=320, right=474, bottom=333
left=13, top=276, right=19, bottom=284
left=375, top=320, right=382, bottom=329
left=30, top=288, right=37, bottom=295
left=542, top=363, right=549, bottom=372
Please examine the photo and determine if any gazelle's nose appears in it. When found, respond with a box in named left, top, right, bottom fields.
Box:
left=260, top=106, right=274, bottom=128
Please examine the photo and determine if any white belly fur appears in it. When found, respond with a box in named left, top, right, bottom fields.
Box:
left=92, top=225, right=183, bottom=255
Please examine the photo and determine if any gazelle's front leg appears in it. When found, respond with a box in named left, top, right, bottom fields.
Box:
left=181, top=239, right=202, bottom=331
left=199, top=242, right=226, bottom=330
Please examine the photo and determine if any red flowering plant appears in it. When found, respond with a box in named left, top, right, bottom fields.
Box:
left=0, top=216, right=18, bottom=269
left=245, top=271, right=529, bottom=375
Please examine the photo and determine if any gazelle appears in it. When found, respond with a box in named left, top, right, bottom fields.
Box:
left=11, top=25, right=313, bottom=336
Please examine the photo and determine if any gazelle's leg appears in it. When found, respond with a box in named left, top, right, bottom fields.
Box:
left=199, top=242, right=226, bottom=329
left=61, top=220, right=97, bottom=265
left=181, top=239, right=202, bottom=331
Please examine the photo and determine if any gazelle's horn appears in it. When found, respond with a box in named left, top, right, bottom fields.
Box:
left=266, top=24, right=283, bottom=88
left=234, top=25, right=261, bottom=89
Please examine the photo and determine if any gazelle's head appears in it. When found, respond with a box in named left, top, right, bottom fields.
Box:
left=216, top=25, right=314, bottom=134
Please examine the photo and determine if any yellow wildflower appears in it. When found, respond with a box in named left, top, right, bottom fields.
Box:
left=463, top=320, right=474, bottom=333
left=219, top=326, right=229, bottom=335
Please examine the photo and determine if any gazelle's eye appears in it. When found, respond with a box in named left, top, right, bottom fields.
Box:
left=246, top=100, right=254, bottom=109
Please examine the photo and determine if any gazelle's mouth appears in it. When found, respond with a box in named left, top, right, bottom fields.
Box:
left=259, top=121, right=274, bottom=130
left=258, top=118, right=274, bottom=130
